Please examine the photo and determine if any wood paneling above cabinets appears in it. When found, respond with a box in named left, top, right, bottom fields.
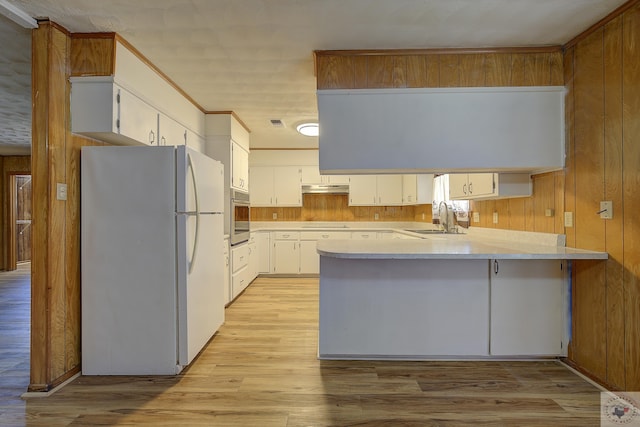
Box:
left=315, top=48, right=564, bottom=90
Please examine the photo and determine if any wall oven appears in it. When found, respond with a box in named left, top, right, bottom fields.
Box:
left=230, top=190, right=250, bottom=246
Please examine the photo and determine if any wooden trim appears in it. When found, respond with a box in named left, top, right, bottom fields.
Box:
left=562, top=358, right=620, bottom=391
left=563, top=0, right=640, bottom=50
left=6, top=175, right=16, bottom=270
left=70, top=32, right=117, bottom=39
left=26, top=365, right=80, bottom=393
left=113, top=34, right=206, bottom=113
left=205, top=111, right=252, bottom=133
left=314, top=46, right=563, bottom=58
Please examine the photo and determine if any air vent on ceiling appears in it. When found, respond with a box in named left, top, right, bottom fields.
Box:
left=270, top=119, right=285, bottom=128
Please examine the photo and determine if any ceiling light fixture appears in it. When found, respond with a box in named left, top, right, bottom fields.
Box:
left=296, top=122, right=319, bottom=137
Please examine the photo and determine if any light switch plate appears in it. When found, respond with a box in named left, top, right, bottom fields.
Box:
left=272, top=212, right=277, bottom=220
left=564, top=212, right=573, bottom=227
left=374, top=213, right=379, bottom=220
left=473, top=212, right=480, bottom=223
left=56, top=183, right=67, bottom=201
left=492, top=212, right=498, bottom=224
left=600, top=201, right=613, bottom=219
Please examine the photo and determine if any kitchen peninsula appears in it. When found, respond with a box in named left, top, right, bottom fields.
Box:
left=317, top=229, right=607, bottom=360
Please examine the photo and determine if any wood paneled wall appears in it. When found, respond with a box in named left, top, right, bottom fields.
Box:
left=30, top=22, right=106, bottom=392
left=470, top=172, right=565, bottom=233
left=563, top=3, right=640, bottom=391
left=0, top=156, right=30, bottom=270
left=251, top=194, right=432, bottom=223
left=315, top=49, right=563, bottom=89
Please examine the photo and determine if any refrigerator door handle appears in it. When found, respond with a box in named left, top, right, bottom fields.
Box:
left=187, top=152, right=200, bottom=274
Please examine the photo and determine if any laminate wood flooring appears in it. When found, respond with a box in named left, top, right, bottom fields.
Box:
left=0, top=264, right=31, bottom=425
left=1, top=276, right=604, bottom=426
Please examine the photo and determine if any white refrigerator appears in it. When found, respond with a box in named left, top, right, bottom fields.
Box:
left=81, top=145, right=225, bottom=375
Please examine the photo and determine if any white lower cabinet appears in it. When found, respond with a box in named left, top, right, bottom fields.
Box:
left=255, top=232, right=271, bottom=273
left=231, top=244, right=250, bottom=300
left=223, top=238, right=230, bottom=305
left=299, top=240, right=319, bottom=274
left=248, top=240, right=258, bottom=283
left=490, top=259, right=565, bottom=356
left=272, top=232, right=300, bottom=274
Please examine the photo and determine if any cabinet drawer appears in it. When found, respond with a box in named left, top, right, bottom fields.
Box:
left=231, top=267, right=248, bottom=299
left=272, top=231, right=300, bottom=240
left=231, top=244, right=249, bottom=273
left=300, top=231, right=349, bottom=240
left=351, top=231, right=377, bottom=240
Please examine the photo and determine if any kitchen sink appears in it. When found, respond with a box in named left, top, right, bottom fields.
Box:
left=405, top=229, right=459, bottom=235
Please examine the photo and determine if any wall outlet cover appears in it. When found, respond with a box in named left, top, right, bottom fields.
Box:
left=564, top=212, right=573, bottom=227
left=473, top=212, right=480, bottom=223
left=492, top=212, right=498, bottom=224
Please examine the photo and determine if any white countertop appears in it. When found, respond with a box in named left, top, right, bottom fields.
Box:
left=251, top=221, right=608, bottom=260
left=316, top=238, right=608, bottom=260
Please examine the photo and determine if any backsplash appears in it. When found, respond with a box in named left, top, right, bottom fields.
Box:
left=250, top=194, right=432, bottom=222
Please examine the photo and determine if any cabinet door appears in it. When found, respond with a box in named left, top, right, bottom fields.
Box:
left=272, top=240, right=299, bottom=274
left=256, top=232, right=271, bottom=273
left=273, top=166, right=301, bottom=206
left=231, top=267, right=248, bottom=299
left=376, top=175, right=403, bottom=205
left=448, top=174, right=469, bottom=199
left=248, top=242, right=258, bottom=282
left=301, top=165, right=322, bottom=184
left=223, top=239, right=230, bottom=304
left=185, top=129, right=205, bottom=152
left=490, top=259, right=564, bottom=356
left=231, top=142, right=249, bottom=191
left=326, top=175, right=350, bottom=184
left=299, top=240, right=319, bottom=274
left=402, top=175, right=418, bottom=205
left=348, top=175, right=377, bottom=206
left=467, top=173, right=495, bottom=198
left=116, top=87, right=158, bottom=145
left=158, top=113, right=186, bottom=146
left=249, top=166, right=274, bottom=206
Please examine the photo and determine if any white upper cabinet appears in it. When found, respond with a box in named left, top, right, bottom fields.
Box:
left=348, top=176, right=377, bottom=205
left=447, top=173, right=531, bottom=200
left=349, top=175, right=403, bottom=206
left=70, top=41, right=205, bottom=149
left=402, top=174, right=434, bottom=205
left=231, top=142, right=249, bottom=192
left=158, top=112, right=187, bottom=146
left=318, top=87, right=565, bottom=174
left=250, top=166, right=301, bottom=207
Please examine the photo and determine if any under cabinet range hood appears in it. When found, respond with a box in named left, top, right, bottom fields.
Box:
left=301, top=184, right=349, bottom=194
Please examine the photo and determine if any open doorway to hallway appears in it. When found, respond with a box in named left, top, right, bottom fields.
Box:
left=14, top=175, right=31, bottom=265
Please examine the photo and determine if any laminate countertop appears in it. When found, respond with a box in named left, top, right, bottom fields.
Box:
left=316, top=235, right=608, bottom=260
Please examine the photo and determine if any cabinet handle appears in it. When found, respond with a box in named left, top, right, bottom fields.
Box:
left=469, top=182, right=473, bottom=194
left=463, top=183, right=467, bottom=195
left=161, top=136, right=166, bottom=146
left=322, top=234, right=329, bottom=238
left=149, top=130, right=155, bottom=144
left=239, top=255, right=244, bottom=261
left=494, top=259, right=499, bottom=275
left=283, top=234, right=289, bottom=238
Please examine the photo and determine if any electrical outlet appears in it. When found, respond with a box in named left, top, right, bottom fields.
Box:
left=564, top=212, right=573, bottom=227
left=272, top=212, right=277, bottom=220
left=600, top=201, right=613, bottom=219
left=473, top=212, right=480, bottom=223
left=545, top=208, right=554, bottom=217
left=492, top=212, right=498, bottom=224
left=56, top=183, right=67, bottom=201
left=374, top=213, right=379, bottom=220
left=422, top=213, right=425, bottom=220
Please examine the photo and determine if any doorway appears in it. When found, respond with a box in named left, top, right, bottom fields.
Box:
left=8, top=174, right=31, bottom=269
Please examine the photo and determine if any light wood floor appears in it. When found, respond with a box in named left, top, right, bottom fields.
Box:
left=1, top=275, right=604, bottom=426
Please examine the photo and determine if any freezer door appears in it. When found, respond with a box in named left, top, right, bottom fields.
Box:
left=176, top=145, right=224, bottom=214
left=176, top=213, right=225, bottom=366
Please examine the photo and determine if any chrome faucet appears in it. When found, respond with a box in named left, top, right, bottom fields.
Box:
left=438, top=201, right=457, bottom=233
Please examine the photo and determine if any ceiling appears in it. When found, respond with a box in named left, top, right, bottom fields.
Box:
left=0, top=0, right=630, bottom=155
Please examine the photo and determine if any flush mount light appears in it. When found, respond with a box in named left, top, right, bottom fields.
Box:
left=296, top=122, right=319, bottom=137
